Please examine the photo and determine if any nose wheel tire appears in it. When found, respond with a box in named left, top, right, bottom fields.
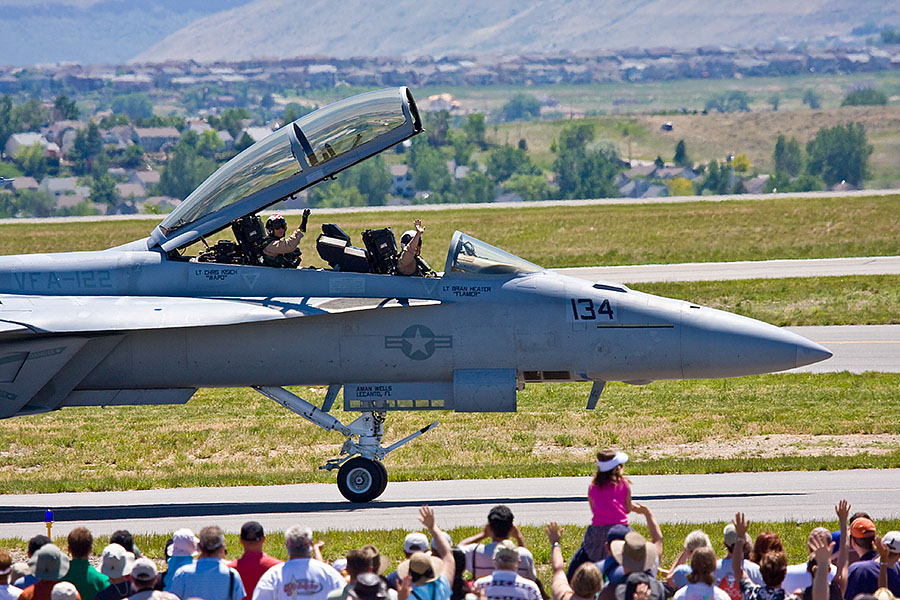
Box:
left=337, top=457, right=387, bottom=503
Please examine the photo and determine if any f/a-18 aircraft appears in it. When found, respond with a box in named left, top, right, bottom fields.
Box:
left=0, top=87, right=831, bottom=501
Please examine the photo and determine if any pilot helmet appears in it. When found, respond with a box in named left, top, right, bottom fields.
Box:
left=265, top=214, right=287, bottom=234
left=400, top=230, right=421, bottom=249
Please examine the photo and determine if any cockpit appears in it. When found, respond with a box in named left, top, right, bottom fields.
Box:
left=146, top=85, right=544, bottom=279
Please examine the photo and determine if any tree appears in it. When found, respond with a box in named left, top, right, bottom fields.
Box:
left=53, top=95, right=79, bottom=120
left=308, top=180, right=365, bottom=208
left=554, top=145, right=621, bottom=200
left=454, top=170, right=496, bottom=203
left=768, top=95, right=780, bottom=111
left=841, top=88, right=888, bottom=106
left=667, top=177, right=695, bottom=196
left=408, top=137, right=451, bottom=193
left=121, top=144, right=145, bottom=169
left=89, top=172, right=120, bottom=207
left=462, top=113, right=486, bottom=148
left=111, top=93, right=154, bottom=120
left=654, top=155, right=665, bottom=169
left=503, top=173, right=552, bottom=202
left=773, top=135, right=803, bottom=177
left=15, top=189, right=54, bottom=217
left=234, top=132, right=254, bottom=152
left=282, top=103, right=315, bottom=124
left=209, top=108, right=251, bottom=138
left=673, top=140, right=690, bottom=167
left=731, top=153, right=752, bottom=173
left=699, top=160, right=731, bottom=195
left=805, top=122, right=872, bottom=187
left=196, top=129, right=225, bottom=159
left=158, top=136, right=217, bottom=199
left=802, top=89, right=822, bottom=110
left=424, top=110, right=451, bottom=147
left=99, top=113, right=130, bottom=130
left=447, top=129, right=473, bottom=166
left=0, top=95, right=16, bottom=156
left=501, top=93, right=541, bottom=122
left=260, top=93, right=275, bottom=110
left=71, top=122, right=104, bottom=175
left=335, top=154, right=391, bottom=205
left=12, top=98, right=46, bottom=131
left=15, top=142, right=48, bottom=179
left=485, top=145, right=540, bottom=183
left=705, top=91, right=750, bottom=113
left=557, top=123, right=595, bottom=152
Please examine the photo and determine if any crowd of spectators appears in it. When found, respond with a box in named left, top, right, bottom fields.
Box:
left=2, top=453, right=898, bottom=600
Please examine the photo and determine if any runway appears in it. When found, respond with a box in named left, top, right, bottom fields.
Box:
left=1, top=470, right=898, bottom=538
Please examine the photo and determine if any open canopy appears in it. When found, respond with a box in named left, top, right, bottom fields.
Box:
left=149, top=87, right=421, bottom=252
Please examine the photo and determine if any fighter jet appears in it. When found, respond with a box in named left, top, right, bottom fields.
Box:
left=0, top=87, right=831, bottom=501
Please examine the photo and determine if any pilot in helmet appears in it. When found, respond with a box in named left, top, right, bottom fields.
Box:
left=396, top=219, right=434, bottom=277
left=261, top=209, right=309, bottom=268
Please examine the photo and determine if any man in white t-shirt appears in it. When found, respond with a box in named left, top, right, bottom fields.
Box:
left=474, top=541, right=540, bottom=600
left=253, top=525, right=345, bottom=600
left=780, top=528, right=837, bottom=594
left=457, top=505, right=537, bottom=580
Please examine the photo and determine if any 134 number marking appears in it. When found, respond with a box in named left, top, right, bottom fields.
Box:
left=570, top=298, right=614, bottom=320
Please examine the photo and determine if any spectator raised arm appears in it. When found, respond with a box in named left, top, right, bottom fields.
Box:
left=632, top=503, right=662, bottom=560
left=731, top=513, right=750, bottom=586
left=419, top=505, right=455, bottom=582
left=835, top=500, right=850, bottom=596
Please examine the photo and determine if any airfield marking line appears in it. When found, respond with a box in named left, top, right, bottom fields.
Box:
left=818, top=340, right=900, bottom=344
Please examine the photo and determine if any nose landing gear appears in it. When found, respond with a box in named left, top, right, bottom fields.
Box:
left=252, top=385, right=438, bottom=502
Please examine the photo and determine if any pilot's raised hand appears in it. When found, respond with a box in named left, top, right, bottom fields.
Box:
left=414, top=219, right=424, bottom=234
left=300, top=208, right=311, bottom=233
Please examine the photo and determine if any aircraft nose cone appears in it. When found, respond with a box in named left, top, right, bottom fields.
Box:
left=796, top=339, right=833, bottom=368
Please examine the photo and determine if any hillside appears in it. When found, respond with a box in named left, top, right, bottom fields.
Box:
left=133, top=0, right=900, bottom=63
left=0, top=0, right=249, bottom=65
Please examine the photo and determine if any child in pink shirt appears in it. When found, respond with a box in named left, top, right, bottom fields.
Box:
left=582, top=450, right=632, bottom=561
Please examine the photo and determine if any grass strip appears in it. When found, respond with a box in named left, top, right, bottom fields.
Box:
left=3, top=518, right=899, bottom=589
left=2, top=373, right=898, bottom=494
left=633, top=275, right=900, bottom=326
left=2, top=195, right=899, bottom=269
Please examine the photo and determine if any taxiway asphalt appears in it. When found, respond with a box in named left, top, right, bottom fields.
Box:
left=1, top=469, right=898, bottom=538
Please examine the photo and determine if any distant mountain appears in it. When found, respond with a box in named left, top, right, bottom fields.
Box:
left=0, top=0, right=252, bottom=66
left=132, top=0, right=900, bottom=64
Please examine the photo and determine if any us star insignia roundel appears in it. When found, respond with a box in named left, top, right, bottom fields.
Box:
left=385, top=324, right=452, bottom=360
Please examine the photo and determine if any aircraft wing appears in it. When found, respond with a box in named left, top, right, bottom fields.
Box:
left=0, top=295, right=440, bottom=335
left=0, top=294, right=440, bottom=419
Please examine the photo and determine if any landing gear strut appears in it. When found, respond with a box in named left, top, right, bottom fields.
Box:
left=252, top=385, right=438, bottom=502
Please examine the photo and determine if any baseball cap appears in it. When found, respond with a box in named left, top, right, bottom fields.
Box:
left=240, top=521, right=265, bottom=542
left=354, top=572, right=389, bottom=600
left=724, top=524, right=739, bottom=547
left=100, top=544, right=134, bottom=579
left=608, top=525, right=631, bottom=544
left=851, top=518, right=876, bottom=539
left=130, top=558, right=158, bottom=582
left=50, top=582, right=79, bottom=600
left=883, top=531, right=900, bottom=554
left=168, top=528, right=200, bottom=557
left=404, top=532, right=429, bottom=554
left=29, top=544, right=69, bottom=581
